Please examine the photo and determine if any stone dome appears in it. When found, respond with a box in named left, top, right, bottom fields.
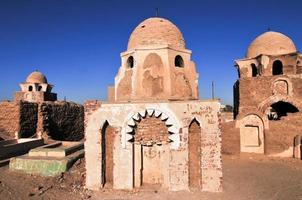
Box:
left=127, top=17, right=186, bottom=50
left=26, top=71, right=48, bottom=83
left=246, top=31, right=297, bottom=58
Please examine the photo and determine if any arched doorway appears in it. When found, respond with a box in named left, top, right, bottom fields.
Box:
left=101, top=121, right=116, bottom=187
left=188, top=119, right=201, bottom=189
left=132, top=115, right=170, bottom=189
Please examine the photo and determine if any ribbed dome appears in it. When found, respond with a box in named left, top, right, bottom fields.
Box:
left=246, top=31, right=297, bottom=58
left=26, top=71, right=47, bottom=83
left=127, top=17, right=185, bottom=50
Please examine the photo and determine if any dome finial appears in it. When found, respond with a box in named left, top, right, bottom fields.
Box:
left=156, top=7, right=159, bottom=17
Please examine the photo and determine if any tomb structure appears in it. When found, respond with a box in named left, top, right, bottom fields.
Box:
left=0, top=71, right=84, bottom=141
left=85, top=17, right=222, bottom=192
left=233, top=31, right=302, bottom=156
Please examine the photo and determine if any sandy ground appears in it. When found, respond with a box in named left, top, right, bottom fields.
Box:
left=0, top=154, right=302, bottom=200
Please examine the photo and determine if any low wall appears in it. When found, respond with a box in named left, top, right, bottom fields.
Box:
left=38, top=101, right=84, bottom=141
left=0, top=101, right=38, bottom=139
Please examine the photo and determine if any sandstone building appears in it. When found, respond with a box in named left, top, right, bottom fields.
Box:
left=85, top=17, right=222, bottom=192
left=233, top=31, right=302, bottom=156
left=0, top=71, right=84, bottom=141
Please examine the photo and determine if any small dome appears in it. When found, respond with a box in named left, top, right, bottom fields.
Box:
left=246, top=31, right=297, bottom=58
left=26, top=71, right=48, bottom=83
left=127, top=17, right=185, bottom=50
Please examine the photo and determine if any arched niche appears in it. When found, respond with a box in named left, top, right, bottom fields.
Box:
left=272, top=60, right=283, bottom=75
left=237, top=114, right=265, bottom=154
left=142, top=53, right=164, bottom=97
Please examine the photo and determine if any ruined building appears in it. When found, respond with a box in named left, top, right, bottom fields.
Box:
left=85, top=17, right=222, bottom=192
left=0, top=71, right=84, bottom=141
left=233, top=31, right=302, bottom=156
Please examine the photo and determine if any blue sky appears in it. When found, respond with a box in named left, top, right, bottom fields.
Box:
left=0, top=0, right=301, bottom=105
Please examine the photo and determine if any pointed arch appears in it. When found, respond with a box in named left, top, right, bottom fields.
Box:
left=188, top=118, right=202, bottom=189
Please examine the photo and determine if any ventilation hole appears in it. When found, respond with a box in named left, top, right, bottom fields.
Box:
left=141, top=25, right=145, bottom=28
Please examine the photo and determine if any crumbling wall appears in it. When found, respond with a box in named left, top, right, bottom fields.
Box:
left=19, top=101, right=38, bottom=138
left=84, top=100, right=102, bottom=128
left=0, top=101, right=20, bottom=139
left=38, top=101, right=84, bottom=141
left=0, top=101, right=38, bottom=139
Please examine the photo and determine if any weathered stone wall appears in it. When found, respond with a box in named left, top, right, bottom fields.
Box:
left=85, top=100, right=222, bottom=192
left=84, top=100, right=102, bottom=128
left=0, top=101, right=20, bottom=139
left=37, top=101, right=84, bottom=141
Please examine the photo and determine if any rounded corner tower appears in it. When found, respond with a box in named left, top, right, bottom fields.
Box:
left=112, top=17, right=199, bottom=102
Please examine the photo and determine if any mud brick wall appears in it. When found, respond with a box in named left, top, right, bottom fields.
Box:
left=221, top=121, right=240, bottom=154
left=235, top=76, right=302, bottom=114
left=134, top=116, right=169, bottom=145
left=0, top=101, right=20, bottom=138
left=266, top=112, right=302, bottom=154
left=19, top=101, right=38, bottom=138
left=0, top=101, right=38, bottom=139
left=38, top=101, right=84, bottom=141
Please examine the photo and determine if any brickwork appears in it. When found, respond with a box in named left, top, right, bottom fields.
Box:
left=0, top=101, right=38, bottom=139
left=38, top=101, right=84, bottom=141
left=232, top=32, right=302, bottom=156
left=19, top=101, right=38, bottom=138
left=134, top=116, right=169, bottom=145
left=84, top=100, right=102, bottom=128
left=0, top=101, right=20, bottom=138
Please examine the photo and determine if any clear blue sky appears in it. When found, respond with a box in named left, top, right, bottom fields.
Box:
left=0, top=0, right=301, bottom=105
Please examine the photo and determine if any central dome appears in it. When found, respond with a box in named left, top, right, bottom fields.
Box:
left=127, top=17, right=186, bottom=50
left=26, top=71, right=48, bottom=84
left=246, top=31, right=297, bottom=58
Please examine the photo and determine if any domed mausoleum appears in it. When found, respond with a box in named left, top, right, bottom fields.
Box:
left=231, top=31, right=302, bottom=157
left=85, top=17, right=222, bottom=192
left=0, top=70, right=84, bottom=141
left=111, top=17, right=199, bottom=102
left=14, top=71, right=57, bottom=102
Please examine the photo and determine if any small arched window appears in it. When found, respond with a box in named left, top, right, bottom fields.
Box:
left=175, top=55, right=184, bottom=67
left=272, top=60, right=283, bottom=75
left=28, top=86, right=33, bottom=91
left=38, top=86, right=42, bottom=91
left=127, top=56, right=134, bottom=68
left=251, top=64, right=257, bottom=77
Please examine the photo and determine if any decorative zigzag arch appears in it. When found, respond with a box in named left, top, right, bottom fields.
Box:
left=121, top=108, right=181, bottom=150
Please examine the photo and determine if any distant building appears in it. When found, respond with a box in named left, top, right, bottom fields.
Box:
left=14, top=71, right=57, bottom=102
left=0, top=71, right=83, bottom=141
left=233, top=31, right=302, bottom=156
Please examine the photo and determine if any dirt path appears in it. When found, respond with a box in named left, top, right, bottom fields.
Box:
left=0, top=155, right=302, bottom=200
